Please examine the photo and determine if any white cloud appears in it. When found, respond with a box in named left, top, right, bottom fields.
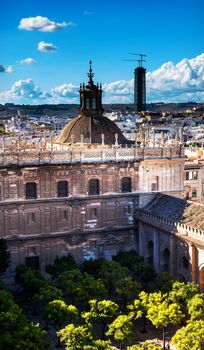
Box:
left=103, top=53, right=204, bottom=103
left=20, top=58, right=37, bottom=64
left=51, top=83, right=78, bottom=98
left=0, top=80, right=78, bottom=104
left=18, top=16, right=75, bottom=32
left=0, top=64, right=14, bottom=73
left=83, top=11, right=94, bottom=16
left=38, top=41, right=57, bottom=52
left=0, top=79, right=50, bottom=102
left=0, top=54, right=203, bottom=104
left=50, top=83, right=79, bottom=103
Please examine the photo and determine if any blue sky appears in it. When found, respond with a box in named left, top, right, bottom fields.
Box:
left=0, top=0, right=204, bottom=104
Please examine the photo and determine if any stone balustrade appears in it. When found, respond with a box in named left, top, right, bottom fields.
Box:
left=135, top=208, right=204, bottom=241
left=0, top=145, right=184, bottom=166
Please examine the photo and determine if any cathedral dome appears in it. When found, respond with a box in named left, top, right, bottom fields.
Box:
left=56, top=62, right=131, bottom=145
left=56, top=113, right=129, bottom=145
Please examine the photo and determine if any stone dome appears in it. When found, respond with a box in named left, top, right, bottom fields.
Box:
left=56, top=62, right=132, bottom=145
left=56, top=113, right=130, bottom=145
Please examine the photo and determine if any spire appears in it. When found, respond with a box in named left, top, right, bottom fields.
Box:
left=87, top=60, right=94, bottom=84
left=79, top=61, right=104, bottom=116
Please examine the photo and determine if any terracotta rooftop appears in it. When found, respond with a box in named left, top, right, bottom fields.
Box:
left=145, top=194, right=204, bottom=231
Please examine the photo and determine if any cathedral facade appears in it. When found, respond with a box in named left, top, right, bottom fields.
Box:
left=0, top=64, right=203, bottom=290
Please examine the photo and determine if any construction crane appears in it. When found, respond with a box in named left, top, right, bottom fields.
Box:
left=128, top=53, right=147, bottom=67
left=123, top=59, right=141, bottom=65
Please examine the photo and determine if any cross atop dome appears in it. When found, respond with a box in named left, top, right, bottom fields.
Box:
left=87, top=60, right=94, bottom=84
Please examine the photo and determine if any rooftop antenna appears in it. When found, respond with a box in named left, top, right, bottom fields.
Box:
left=123, top=59, right=141, bottom=65
left=128, top=53, right=147, bottom=67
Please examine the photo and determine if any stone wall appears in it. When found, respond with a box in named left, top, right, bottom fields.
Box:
left=0, top=156, right=184, bottom=275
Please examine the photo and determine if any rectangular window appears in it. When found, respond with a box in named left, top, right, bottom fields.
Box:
left=193, top=171, right=198, bottom=180
left=192, top=189, right=197, bottom=198
left=90, top=208, right=97, bottom=220
left=121, top=177, right=132, bottom=193
left=185, top=172, right=189, bottom=180
left=62, top=210, right=68, bottom=219
left=151, top=183, right=158, bottom=191
left=189, top=172, right=193, bottom=180
left=89, top=179, right=100, bottom=195
left=27, top=212, right=36, bottom=223
left=26, top=182, right=37, bottom=199
left=57, top=181, right=68, bottom=197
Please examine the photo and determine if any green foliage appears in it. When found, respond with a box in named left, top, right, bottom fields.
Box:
left=113, top=250, right=143, bottom=269
left=113, top=250, right=157, bottom=290
left=116, top=276, right=141, bottom=306
left=78, top=273, right=107, bottom=303
left=55, top=269, right=106, bottom=304
left=83, top=299, right=119, bottom=324
left=0, top=289, right=48, bottom=350
left=106, top=315, right=133, bottom=349
left=58, top=322, right=113, bottom=349
left=82, top=299, right=119, bottom=338
left=11, top=323, right=49, bottom=350
left=128, top=291, right=149, bottom=333
left=154, top=272, right=176, bottom=293
left=43, top=300, right=78, bottom=330
left=15, top=265, right=46, bottom=299
left=46, top=254, right=77, bottom=279
left=33, top=284, right=63, bottom=306
left=169, top=281, right=199, bottom=306
left=99, top=260, right=128, bottom=299
left=57, top=323, right=95, bottom=350
left=131, top=263, right=157, bottom=290
left=0, top=290, right=25, bottom=330
left=147, top=294, right=184, bottom=330
left=147, top=292, right=184, bottom=350
left=187, top=293, right=204, bottom=320
left=127, top=342, right=162, bottom=350
left=82, top=258, right=104, bottom=278
left=55, top=269, right=83, bottom=297
left=0, top=238, right=10, bottom=274
left=172, top=320, right=204, bottom=350
left=128, top=291, right=149, bottom=320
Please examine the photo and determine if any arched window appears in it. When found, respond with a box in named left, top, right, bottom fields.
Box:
left=85, top=98, right=90, bottom=109
left=121, top=177, right=132, bottom=193
left=181, top=256, right=189, bottom=270
left=163, top=248, right=170, bottom=272
left=88, top=179, right=100, bottom=195
left=26, top=182, right=37, bottom=199
left=57, top=181, right=68, bottom=197
left=147, top=240, right=154, bottom=265
left=92, top=98, right=96, bottom=109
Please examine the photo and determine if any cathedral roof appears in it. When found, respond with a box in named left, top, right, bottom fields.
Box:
left=145, top=194, right=204, bottom=231
left=56, top=113, right=129, bottom=144
left=56, top=61, right=131, bottom=145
